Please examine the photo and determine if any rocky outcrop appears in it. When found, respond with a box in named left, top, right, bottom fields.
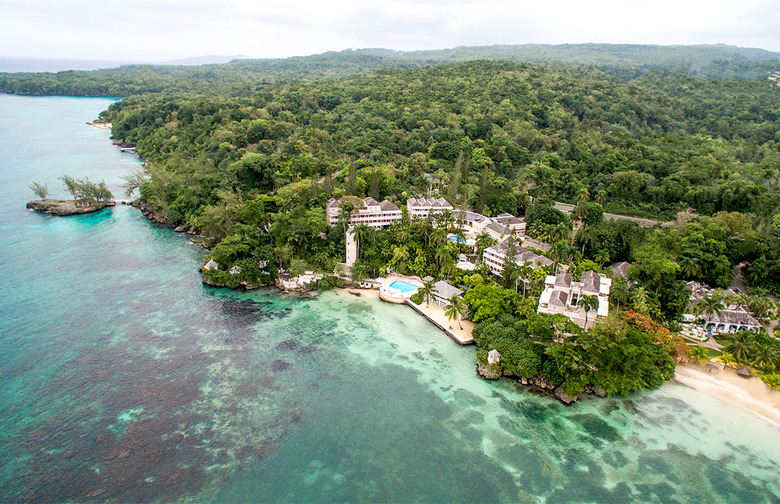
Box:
left=554, top=389, right=577, bottom=405
left=476, top=362, right=501, bottom=380
left=129, top=199, right=171, bottom=226
left=27, top=199, right=114, bottom=216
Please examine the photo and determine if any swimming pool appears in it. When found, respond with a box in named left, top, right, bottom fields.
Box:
left=388, top=280, right=421, bottom=294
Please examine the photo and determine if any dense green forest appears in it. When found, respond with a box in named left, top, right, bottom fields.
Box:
left=75, top=59, right=780, bottom=298
left=9, top=45, right=780, bottom=394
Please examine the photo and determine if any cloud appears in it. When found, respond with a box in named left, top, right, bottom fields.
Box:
left=0, top=0, right=778, bottom=60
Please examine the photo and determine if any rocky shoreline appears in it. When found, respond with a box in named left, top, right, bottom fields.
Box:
left=27, top=199, right=115, bottom=216
left=476, top=362, right=607, bottom=405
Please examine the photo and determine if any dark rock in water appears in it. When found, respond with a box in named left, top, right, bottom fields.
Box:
left=476, top=361, right=500, bottom=380
left=276, top=339, right=300, bottom=351
left=174, top=224, right=188, bottom=233
left=298, top=344, right=318, bottom=354
left=271, top=360, right=291, bottom=372
left=554, top=389, right=578, bottom=405
left=27, top=199, right=115, bottom=215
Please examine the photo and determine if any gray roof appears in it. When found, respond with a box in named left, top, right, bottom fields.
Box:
left=549, top=290, right=569, bottom=307
left=407, top=196, right=452, bottom=208
left=379, top=200, right=400, bottom=212
left=203, top=259, right=220, bottom=271
left=610, top=261, right=631, bottom=279
left=452, top=209, right=490, bottom=224
left=492, top=213, right=524, bottom=226
left=521, top=237, right=552, bottom=252
left=581, top=271, right=600, bottom=293
left=363, top=197, right=380, bottom=206
left=433, top=280, right=463, bottom=300
left=486, top=222, right=511, bottom=236
left=554, top=273, right=572, bottom=288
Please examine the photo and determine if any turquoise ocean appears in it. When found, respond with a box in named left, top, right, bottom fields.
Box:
left=1, top=94, right=779, bottom=503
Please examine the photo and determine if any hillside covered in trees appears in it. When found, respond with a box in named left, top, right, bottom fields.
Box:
left=61, top=58, right=779, bottom=297
left=2, top=43, right=779, bottom=97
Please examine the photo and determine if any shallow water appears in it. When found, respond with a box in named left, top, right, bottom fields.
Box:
left=1, top=94, right=779, bottom=503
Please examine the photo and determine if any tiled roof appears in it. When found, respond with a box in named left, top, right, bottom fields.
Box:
left=549, top=290, right=569, bottom=307
left=581, top=271, right=600, bottom=293
left=379, top=200, right=400, bottom=211
left=610, top=261, right=631, bottom=279
left=554, top=272, right=572, bottom=288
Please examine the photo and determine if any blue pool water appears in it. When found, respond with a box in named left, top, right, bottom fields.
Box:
left=389, top=280, right=421, bottom=294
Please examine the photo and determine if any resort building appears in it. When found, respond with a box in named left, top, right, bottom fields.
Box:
left=701, top=306, right=761, bottom=333
left=482, top=239, right=553, bottom=276
left=537, top=271, right=612, bottom=328
left=326, top=197, right=402, bottom=228
left=407, top=197, right=453, bottom=220
left=452, top=209, right=493, bottom=234
left=491, top=213, right=526, bottom=234
left=429, top=280, right=464, bottom=309
left=683, top=282, right=761, bottom=333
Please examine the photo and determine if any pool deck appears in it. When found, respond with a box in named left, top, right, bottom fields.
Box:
left=405, top=299, right=475, bottom=345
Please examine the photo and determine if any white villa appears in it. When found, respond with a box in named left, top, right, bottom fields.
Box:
left=537, top=271, right=612, bottom=328
left=684, top=282, right=761, bottom=333
left=483, top=239, right=553, bottom=276
left=429, top=280, right=464, bottom=308
left=407, top=197, right=453, bottom=220
left=327, top=197, right=402, bottom=228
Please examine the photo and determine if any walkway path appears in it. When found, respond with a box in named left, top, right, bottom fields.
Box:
left=554, top=202, right=662, bottom=227
left=405, top=299, right=475, bottom=345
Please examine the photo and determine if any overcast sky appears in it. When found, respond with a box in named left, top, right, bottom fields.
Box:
left=2, top=0, right=779, bottom=61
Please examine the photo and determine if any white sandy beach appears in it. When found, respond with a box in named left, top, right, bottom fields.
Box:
left=674, top=363, right=780, bottom=428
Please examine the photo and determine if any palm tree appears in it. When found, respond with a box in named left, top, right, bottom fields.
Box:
left=610, top=277, right=630, bottom=313
left=699, top=296, right=725, bottom=320
left=352, top=224, right=370, bottom=261
left=418, top=279, right=438, bottom=308
left=751, top=342, right=777, bottom=371
left=719, top=352, right=737, bottom=368
left=724, top=331, right=756, bottom=365
left=551, top=222, right=570, bottom=242
left=594, top=249, right=610, bottom=268
left=688, top=345, right=710, bottom=365
left=576, top=225, right=597, bottom=255
left=678, top=255, right=700, bottom=279
left=747, top=296, right=774, bottom=323
left=551, top=241, right=570, bottom=272
left=338, top=202, right=355, bottom=235
left=390, top=246, right=409, bottom=272
left=595, top=190, right=607, bottom=206
left=474, top=232, right=495, bottom=263
left=431, top=227, right=447, bottom=248
left=444, top=294, right=466, bottom=329
left=577, top=294, right=600, bottom=328
left=518, top=260, right=533, bottom=298
left=577, top=187, right=590, bottom=203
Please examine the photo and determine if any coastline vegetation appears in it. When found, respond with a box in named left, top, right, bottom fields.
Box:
left=10, top=49, right=780, bottom=397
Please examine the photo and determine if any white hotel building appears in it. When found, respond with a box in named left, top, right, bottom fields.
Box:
left=326, top=197, right=402, bottom=229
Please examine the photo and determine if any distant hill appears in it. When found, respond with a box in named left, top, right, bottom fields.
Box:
left=2, top=43, right=779, bottom=97
left=160, top=55, right=250, bottom=66
left=0, top=55, right=250, bottom=73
